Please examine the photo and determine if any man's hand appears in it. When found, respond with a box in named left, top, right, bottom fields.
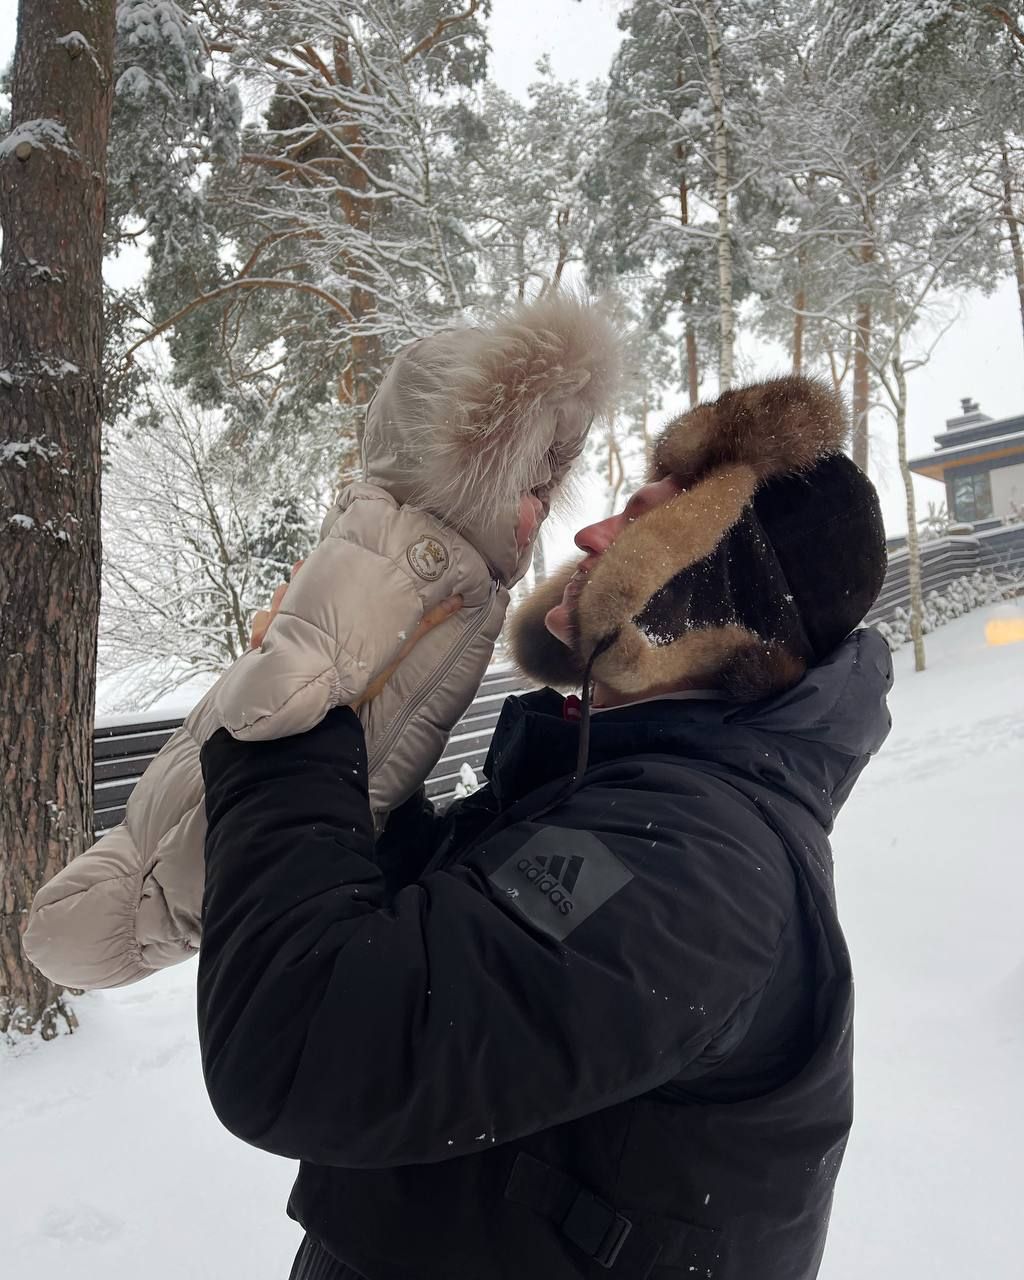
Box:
left=249, top=558, right=465, bottom=709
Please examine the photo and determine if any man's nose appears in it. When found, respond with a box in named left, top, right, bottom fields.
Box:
left=575, top=514, right=621, bottom=557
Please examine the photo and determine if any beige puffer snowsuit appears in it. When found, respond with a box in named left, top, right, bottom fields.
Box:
left=22, top=293, right=622, bottom=991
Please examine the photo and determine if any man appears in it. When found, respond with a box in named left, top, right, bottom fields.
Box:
left=195, top=373, right=891, bottom=1279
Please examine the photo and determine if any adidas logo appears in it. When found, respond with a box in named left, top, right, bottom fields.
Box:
left=515, top=853, right=584, bottom=917
left=488, top=830, right=633, bottom=942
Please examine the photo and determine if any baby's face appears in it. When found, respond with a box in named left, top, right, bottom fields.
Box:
left=515, top=493, right=545, bottom=552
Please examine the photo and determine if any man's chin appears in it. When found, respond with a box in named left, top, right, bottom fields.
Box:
left=506, top=563, right=588, bottom=690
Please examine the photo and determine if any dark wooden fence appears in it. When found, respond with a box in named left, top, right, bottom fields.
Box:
left=92, top=665, right=532, bottom=837
left=865, top=523, right=1024, bottom=626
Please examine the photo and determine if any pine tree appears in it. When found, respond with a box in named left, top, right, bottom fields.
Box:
left=100, top=383, right=319, bottom=708
left=783, top=0, right=1003, bottom=667
left=592, top=1, right=794, bottom=398
left=453, top=61, right=602, bottom=306
left=591, top=0, right=719, bottom=402
left=106, top=1, right=243, bottom=405
left=117, top=1, right=491, bottom=481
left=0, top=0, right=118, bottom=1039
left=954, top=9, right=1024, bottom=357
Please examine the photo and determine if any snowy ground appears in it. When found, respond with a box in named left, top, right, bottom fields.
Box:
left=4, top=603, right=1023, bottom=1280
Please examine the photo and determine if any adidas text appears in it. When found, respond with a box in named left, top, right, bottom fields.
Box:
left=516, top=858, right=575, bottom=916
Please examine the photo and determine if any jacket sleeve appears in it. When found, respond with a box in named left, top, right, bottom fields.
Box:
left=197, top=707, right=792, bottom=1168
left=23, top=719, right=210, bottom=989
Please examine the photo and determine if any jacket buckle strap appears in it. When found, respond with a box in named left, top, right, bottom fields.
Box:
left=505, top=1152, right=658, bottom=1276
left=562, top=1188, right=633, bottom=1269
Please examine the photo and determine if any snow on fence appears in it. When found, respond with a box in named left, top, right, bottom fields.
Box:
left=90, top=665, right=534, bottom=837
left=865, top=523, right=1024, bottom=626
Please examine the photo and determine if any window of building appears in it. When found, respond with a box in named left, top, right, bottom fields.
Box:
left=949, top=471, right=993, bottom=523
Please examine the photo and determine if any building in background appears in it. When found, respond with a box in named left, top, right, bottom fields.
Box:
left=910, top=399, right=1024, bottom=524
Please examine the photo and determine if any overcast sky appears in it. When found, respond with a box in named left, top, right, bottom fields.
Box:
left=3, top=0, right=1022, bottom=550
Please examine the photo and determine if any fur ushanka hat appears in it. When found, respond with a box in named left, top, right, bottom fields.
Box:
left=509, top=376, right=888, bottom=702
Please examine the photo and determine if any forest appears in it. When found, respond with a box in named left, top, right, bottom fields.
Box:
left=1, top=1, right=1023, bottom=1037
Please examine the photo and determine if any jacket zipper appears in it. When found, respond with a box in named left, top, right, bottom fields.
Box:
left=366, top=580, right=498, bottom=779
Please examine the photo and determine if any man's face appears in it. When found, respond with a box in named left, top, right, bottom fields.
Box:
left=544, top=474, right=684, bottom=646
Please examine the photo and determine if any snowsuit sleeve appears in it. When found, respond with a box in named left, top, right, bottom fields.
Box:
left=197, top=706, right=793, bottom=1168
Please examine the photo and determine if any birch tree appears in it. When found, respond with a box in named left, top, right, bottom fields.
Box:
left=595, top=1, right=793, bottom=397
left=0, top=0, right=117, bottom=1039
left=594, top=0, right=721, bottom=401
left=865, top=185, right=1001, bottom=672
left=100, top=385, right=318, bottom=708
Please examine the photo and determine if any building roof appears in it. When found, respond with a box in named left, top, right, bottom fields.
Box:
left=909, top=399, right=1024, bottom=480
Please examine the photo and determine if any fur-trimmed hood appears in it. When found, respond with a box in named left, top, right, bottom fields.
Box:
left=509, top=376, right=887, bottom=702
left=361, top=293, right=622, bottom=585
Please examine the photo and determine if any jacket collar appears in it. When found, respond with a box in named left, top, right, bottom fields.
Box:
left=483, top=629, right=893, bottom=830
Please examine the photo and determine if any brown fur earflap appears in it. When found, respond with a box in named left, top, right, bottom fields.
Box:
left=576, top=465, right=758, bottom=644
left=589, top=625, right=757, bottom=697
left=716, top=641, right=808, bottom=701
left=507, top=561, right=587, bottom=691
left=652, top=376, right=848, bottom=487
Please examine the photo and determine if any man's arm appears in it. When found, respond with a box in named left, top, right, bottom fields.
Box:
left=197, top=707, right=791, bottom=1169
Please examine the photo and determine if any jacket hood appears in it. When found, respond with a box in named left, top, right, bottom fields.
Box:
left=360, top=293, right=622, bottom=585
left=485, top=628, right=893, bottom=832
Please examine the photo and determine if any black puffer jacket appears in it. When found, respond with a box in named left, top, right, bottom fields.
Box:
left=197, top=629, right=893, bottom=1280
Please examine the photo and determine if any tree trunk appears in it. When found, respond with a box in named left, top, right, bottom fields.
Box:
left=0, top=1, right=117, bottom=1039
left=851, top=181, right=876, bottom=471
left=851, top=301, right=871, bottom=470
left=640, top=388, right=653, bottom=471
left=702, top=1, right=734, bottom=391
left=333, top=36, right=381, bottom=406
left=999, top=137, right=1024, bottom=361
left=893, top=349, right=926, bottom=672
left=676, top=131, right=700, bottom=406
left=793, top=285, right=806, bottom=375
left=684, top=324, right=700, bottom=406
left=606, top=427, right=625, bottom=517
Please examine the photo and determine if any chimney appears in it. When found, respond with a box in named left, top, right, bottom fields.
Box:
left=943, top=397, right=992, bottom=434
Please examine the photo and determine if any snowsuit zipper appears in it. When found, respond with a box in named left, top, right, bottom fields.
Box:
left=366, top=581, right=498, bottom=781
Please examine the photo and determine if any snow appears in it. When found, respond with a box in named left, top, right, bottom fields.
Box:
left=94, top=668, right=215, bottom=719
left=1, top=438, right=61, bottom=467
left=55, top=31, right=100, bottom=74
left=453, top=760, right=481, bottom=799
left=3, top=603, right=1023, bottom=1279
left=0, top=359, right=80, bottom=387
left=823, top=602, right=1024, bottom=1279
left=0, top=119, right=75, bottom=160
left=56, top=31, right=92, bottom=52
left=0, top=970, right=302, bottom=1277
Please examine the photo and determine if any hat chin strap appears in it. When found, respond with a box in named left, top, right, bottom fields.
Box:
left=572, top=633, right=618, bottom=781
left=516, top=632, right=619, bottom=830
